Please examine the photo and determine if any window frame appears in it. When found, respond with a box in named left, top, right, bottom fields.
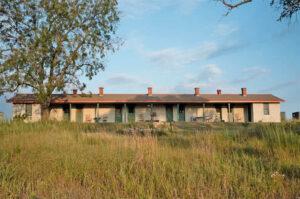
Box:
left=25, top=104, right=32, bottom=116
left=263, top=103, right=270, bottom=115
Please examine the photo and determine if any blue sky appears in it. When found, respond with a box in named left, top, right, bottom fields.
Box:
left=0, top=0, right=299, bottom=119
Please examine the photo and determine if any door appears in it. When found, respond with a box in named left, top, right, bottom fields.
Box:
left=115, top=105, right=122, bottom=123
left=178, top=104, right=185, bottom=122
left=166, top=105, right=173, bottom=122
left=63, top=105, right=70, bottom=121
left=76, top=105, right=83, bottom=122
left=128, top=105, right=135, bottom=122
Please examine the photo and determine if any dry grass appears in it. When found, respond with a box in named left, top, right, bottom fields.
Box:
left=0, top=121, right=300, bottom=198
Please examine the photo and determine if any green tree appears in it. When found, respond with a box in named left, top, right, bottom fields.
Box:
left=0, top=0, right=120, bottom=119
left=218, top=0, right=300, bottom=21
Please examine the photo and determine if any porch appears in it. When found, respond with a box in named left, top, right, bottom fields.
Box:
left=49, top=103, right=252, bottom=123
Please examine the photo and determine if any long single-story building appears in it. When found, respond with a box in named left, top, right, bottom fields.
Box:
left=7, top=87, right=285, bottom=123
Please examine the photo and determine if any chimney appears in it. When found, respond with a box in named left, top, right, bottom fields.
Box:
left=148, top=87, right=152, bottom=96
left=195, top=88, right=200, bottom=96
left=73, top=89, right=77, bottom=95
left=99, top=87, right=104, bottom=96
left=241, top=88, right=247, bottom=96
left=217, top=89, right=221, bottom=95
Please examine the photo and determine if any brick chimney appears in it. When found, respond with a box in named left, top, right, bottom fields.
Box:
left=73, top=89, right=77, bottom=95
left=217, top=89, right=221, bottom=95
left=241, top=88, right=247, bottom=96
left=99, top=87, right=104, bottom=96
left=195, top=88, right=200, bottom=96
left=148, top=87, right=152, bottom=96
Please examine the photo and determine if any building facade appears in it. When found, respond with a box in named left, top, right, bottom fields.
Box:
left=7, top=87, right=285, bottom=123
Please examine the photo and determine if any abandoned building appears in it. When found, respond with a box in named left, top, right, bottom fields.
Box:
left=7, top=87, right=285, bottom=123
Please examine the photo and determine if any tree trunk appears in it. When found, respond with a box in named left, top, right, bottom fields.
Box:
left=41, top=103, right=50, bottom=120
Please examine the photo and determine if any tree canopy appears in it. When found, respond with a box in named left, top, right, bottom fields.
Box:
left=0, top=0, right=120, bottom=119
left=218, top=0, right=300, bottom=21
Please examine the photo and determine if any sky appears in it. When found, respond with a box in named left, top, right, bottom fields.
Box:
left=0, top=0, right=300, bottom=119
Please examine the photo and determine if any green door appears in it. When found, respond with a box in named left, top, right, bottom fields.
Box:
left=128, top=105, right=135, bottom=122
left=76, top=106, right=83, bottom=122
left=115, top=105, right=122, bottom=123
left=178, top=104, right=185, bottom=122
left=166, top=105, right=173, bottom=122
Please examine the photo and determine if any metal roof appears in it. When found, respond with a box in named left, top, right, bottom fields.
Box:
left=7, top=93, right=285, bottom=104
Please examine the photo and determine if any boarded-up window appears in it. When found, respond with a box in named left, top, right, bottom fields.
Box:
left=26, top=104, right=32, bottom=116
left=263, top=103, right=269, bottom=115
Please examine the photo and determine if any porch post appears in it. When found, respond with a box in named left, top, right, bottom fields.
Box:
left=177, top=104, right=179, bottom=122
left=203, top=103, right=205, bottom=122
left=69, top=104, right=72, bottom=121
left=96, top=103, right=99, bottom=122
left=124, top=104, right=127, bottom=123
left=228, top=103, right=231, bottom=122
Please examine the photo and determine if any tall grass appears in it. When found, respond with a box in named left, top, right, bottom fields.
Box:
left=0, top=121, right=299, bottom=198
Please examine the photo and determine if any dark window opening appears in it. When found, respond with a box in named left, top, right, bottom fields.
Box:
left=264, top=103, right=270, bottom=115
left=128, top=105, right=134, bottom=114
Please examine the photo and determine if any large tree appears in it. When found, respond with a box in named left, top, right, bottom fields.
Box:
left=0, top=0, right=120, bottom=119
left=218, top=0, right=300, bottom=21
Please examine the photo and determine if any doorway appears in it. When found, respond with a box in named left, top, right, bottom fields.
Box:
left=115, top=105, right=122, bottom=123
left=128, top=105, right=135, bottom=122
left=76, top=105, right=83, bottom=122
left=166, top=105, right=173, bottom=122
left=178, top=104, right=185, bottom=122
left=63, top=104, right=70, bottom=121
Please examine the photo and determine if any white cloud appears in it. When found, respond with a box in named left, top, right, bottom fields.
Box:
left=172, top=64, right=225, bottom=93
left=105, top=74, right=152, bottom=87
left=232, top=66, right=268, bottom=83
left=147, top=48, right=183, bottom=69
left=144, top=41, right=240, bottom=69
left=258, top=77, right=300, bottom=92
left=215, top=24, right=238, bottom=36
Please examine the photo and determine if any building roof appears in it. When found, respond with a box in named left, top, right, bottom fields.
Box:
left=7, top=93, right=285, bottom=104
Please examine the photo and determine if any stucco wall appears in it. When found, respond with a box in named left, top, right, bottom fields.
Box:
left=153, top=104, right=166, bottom=122
left=252, top=103, right=280, bottom=122
left=173, top=105, right=178, bottom=122
left=221, top=107, right=228, bottom=122
left=134, top=104, right=167, bottom=122
left=49, top=105, right=63, bottom=121
left=232, top=105, right=248, bottom=123
left=98, top=105, right=115, bottom=123
left=135, top=105, right=150, bottom=121
left=70, top=105, right=76, bottom=122
left=83, top=105, right=95, bottom=123
left=185, top=105, right=218, bottom=122
left=185, top=105, right=203, bottom=122
left=13, top=104, right=41, bottom=122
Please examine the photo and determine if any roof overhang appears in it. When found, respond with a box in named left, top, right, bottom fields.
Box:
left=7, top=100, right=285, bottom=104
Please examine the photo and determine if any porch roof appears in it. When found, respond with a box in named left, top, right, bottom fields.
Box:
left=7, top=93, right=285, bottom=104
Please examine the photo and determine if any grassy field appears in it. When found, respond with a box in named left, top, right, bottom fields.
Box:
left=0, top=121, right=300, bottom=198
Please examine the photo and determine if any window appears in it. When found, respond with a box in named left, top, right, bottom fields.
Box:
left=263, top=103, right=269, bottom=115
left=25, top=104, right=32, bottom=116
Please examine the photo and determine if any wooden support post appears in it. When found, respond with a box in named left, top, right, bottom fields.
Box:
left=96, top=103, right=99, bottom=122
left=228, top=103, right=231, bottom=122
left=203, top=103, right=205, bottom=122
left=177, top=104, right=180, bottom=122
left=124, top=104, right=127, bottom=123
left=69, top=104, right=72, bottom=121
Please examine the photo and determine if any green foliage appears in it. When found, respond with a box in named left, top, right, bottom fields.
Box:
left=0, top=0, right=120, bottom=114
left=219, top=0, right=300, bottom=21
